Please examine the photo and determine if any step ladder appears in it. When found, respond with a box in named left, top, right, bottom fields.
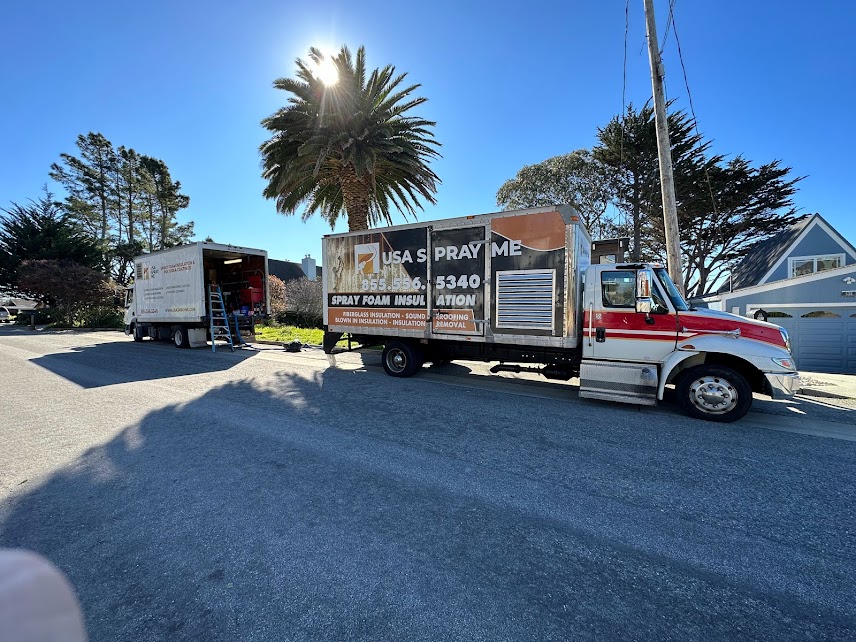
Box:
left=207, top=285, right=234, bottom=352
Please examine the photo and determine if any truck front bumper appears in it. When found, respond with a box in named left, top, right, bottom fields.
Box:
left=764, top=372, right=800, bottom=400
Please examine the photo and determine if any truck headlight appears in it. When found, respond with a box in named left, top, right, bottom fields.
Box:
left=779, top=328, right=791, bottom=353
left=772, top=357, right=796, bottom=371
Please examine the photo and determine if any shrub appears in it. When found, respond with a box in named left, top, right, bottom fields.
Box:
left=18, top=259, right=113, bottom=326
left=78, top=305, right=124, bottom=328
left=14, top=308, right=60, bottom=325
left=269, top=274, right=287, bottom=320
left=284, top=277, right=323, bottom=328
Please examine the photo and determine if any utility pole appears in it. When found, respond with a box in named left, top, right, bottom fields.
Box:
left=643, top=0, right=684, bottom=294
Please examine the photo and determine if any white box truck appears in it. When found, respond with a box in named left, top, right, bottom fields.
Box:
left=322, top=205, right=799, bottom=422
left=123, top=242, right=270, bottom=348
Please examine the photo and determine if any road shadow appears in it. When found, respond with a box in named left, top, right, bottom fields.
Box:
left=347, top=349, right=856, bottom=427
left=28, top=339, right=256, bottom=389
left=2, top=367, right=856, bottom=641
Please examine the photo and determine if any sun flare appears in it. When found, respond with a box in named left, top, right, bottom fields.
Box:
left=313, top=55, right=339, bottom=87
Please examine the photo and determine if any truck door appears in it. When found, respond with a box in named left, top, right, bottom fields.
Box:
left=583, top=265, right=678, bottom=362
left=429, top=226, right=487, bottom=336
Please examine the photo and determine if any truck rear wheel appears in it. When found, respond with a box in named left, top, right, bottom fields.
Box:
left=676, top=365, right=752, bottom=423
left=382, top=341, right=422, bottom=378
left=173, top=326, right=190, bottom=349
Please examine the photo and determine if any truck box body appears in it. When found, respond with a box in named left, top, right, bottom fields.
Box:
left=323, top=205, right=591, bottom=349
left=126, top=242, right=269, bottom=347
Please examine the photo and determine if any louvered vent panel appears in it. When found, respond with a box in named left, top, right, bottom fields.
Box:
left=496, top=270, right=555, bottom=331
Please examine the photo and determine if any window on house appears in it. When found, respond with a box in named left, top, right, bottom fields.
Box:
left=801, top=311, right=841, bottom=318
left=788, top=254, right=844, bottom=278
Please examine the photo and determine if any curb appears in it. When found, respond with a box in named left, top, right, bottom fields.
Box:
left=255, top=339, right=323, bottom=349
left=797, top=387, right=851, bottom=400
left=15, top=327, right=124, bottom=333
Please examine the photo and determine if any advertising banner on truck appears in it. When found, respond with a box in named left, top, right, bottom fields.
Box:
left=430, top=226, right=486, bottom=335
left=326, top=227, right=430, bottom=332
left=324, top=208, right=576, bottom=339
left=135, top=245, right=204, bottom=320
left=489, top=210, right=567, bottom=336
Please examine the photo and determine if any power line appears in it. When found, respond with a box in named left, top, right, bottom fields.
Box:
left=620, top=0, right=630, bottom=233
left=668, top=1, right=720, bottom=222
left=621, top=0, right=629, bottom=165
left=660, top=0, right=677, bottom=54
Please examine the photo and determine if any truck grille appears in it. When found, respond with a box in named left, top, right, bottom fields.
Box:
left=496, top=270, right=555, bottom=331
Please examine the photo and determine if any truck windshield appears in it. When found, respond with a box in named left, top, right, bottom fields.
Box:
left=653, top=268, right=690, bottom=311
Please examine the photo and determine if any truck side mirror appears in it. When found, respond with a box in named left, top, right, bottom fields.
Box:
left=635, top=270, right=653, bottom=313
left=635, top=298, right=653, bottom=314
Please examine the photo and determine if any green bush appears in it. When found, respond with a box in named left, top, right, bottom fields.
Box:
left=78, top=305, right=124, bottom=328
left=14, top=308, right=59, bottom=325
left=275, top=310, right=322, bottom=328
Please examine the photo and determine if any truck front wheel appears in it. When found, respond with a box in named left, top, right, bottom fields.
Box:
left=132, top=324, right=144, bottom=342
left=173, top=326, right=190, bottom=349
left=382, top=341, right=422, bottom=378
left=676, top=365, right=752, bottom=423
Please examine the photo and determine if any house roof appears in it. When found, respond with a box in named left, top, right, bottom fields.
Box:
left=721, top=215, right=814, bottom=293
left=1, top=297, right=41, bottom=311
left=268, top=259, right=323, bottom=283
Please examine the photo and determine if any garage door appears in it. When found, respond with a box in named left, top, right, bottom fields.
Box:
left=768, top=308, right=856, bottom=374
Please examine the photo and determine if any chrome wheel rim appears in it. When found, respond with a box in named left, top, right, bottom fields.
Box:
left=688, top=375, right=738, bottom=415
left=386, top=348, right=407, bottom=373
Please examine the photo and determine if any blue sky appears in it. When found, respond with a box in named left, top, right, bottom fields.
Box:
left=1, top=0, right=854, bottom=266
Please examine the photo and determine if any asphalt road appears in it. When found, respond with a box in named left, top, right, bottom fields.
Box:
left=1, top=327, right=855, bottom=641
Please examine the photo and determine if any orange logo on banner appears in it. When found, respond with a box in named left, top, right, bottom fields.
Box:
left=354, top=243, right=379, bottom=274
left=357, top=253, right=374, bottom=274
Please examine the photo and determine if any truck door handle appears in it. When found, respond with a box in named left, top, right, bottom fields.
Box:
left=595, top=327, right=606, bottom=343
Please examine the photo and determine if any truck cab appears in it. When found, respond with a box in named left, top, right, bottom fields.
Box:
left=579, top=263, right=799, bottom=421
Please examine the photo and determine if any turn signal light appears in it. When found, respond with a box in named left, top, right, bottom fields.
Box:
left=772, top=357, right=795, bottom=370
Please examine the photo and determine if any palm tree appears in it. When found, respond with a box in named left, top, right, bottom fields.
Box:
left=260, top=45, right=441, bottom=231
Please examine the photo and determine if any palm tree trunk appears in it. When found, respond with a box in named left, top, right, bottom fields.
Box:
left=341, top=167, right=371, bottom=231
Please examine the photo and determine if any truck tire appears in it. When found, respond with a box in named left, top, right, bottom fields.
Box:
left=132, top=324, right=144, bottom=342
left=382, top=340, right=422, bottom=378
left=173, top=326, right=190, bottom=349
left=676, top=365, right=752, bottom=423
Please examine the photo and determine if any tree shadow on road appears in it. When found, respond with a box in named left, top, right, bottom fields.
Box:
left=29, top=339, right=257, bottom=388
left=2, top=368, right=856, bottom=641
